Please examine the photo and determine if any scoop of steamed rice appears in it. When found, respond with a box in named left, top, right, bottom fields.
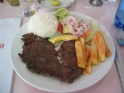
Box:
left=28, top=12, right=58, bottom=38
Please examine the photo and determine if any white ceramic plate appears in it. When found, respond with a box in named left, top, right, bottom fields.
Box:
left=10, top=12, right=115, bottom=92
left=40, top=0, right=74, bottom=9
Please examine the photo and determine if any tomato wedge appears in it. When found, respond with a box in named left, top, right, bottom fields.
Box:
left=58, top=23, right=63, bottom=33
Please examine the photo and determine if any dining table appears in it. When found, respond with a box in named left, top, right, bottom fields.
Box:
left=0, top=0, right=124, bottom=93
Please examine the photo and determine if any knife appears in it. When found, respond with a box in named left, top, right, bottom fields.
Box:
left=114, top=42, right=124, bottom=92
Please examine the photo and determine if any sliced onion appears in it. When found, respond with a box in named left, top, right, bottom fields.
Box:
left=60, top=16, right=91, bottom=37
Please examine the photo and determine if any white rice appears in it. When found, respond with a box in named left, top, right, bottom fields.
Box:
left=28, top=12, right=58, bottom=38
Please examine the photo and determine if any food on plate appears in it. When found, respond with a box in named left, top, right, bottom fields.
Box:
left=85, top=58, right=92, bottom=74
left=28, top=12, right=58, bottom=38
left=88, top=30, right=111, bottom=65
left=51, top=0, right=61, bottom=6
left=81, top=30, right=91, bottom=39
left=82, top=69, right=87, bottom=74
left=96, top=30, right=106, bottom=61
left=18, top=33, right=82, bottom=83
left=85, top=45, right=91, bottom=61
left=85, top=22, right=98, bottom=42
left=48, top=34, right=78, bottom=44
left=58, top=23, right=63, bottom=33
left=57, top=15, right=91, bottom=37
left=75, top=40, right=85, bottom=68
left=57, top=41, right=80, bottom=70
left=55, top=8, right=68, bottom=17
left=105, top=41, right=112, bottom=57
left=81, top=30, right=111, bottom=73
left=80, top=37, right=87, bottom=65
left=63, top=24, right=70, bottom=33
left=90, top=35, right=98, bottom=65
left=86, top=40, right=92, bottom=45
left=99, top=31, right=112, bottom=57
left=83, top=45, right=91, bottom=74
left=18, top=8, right=112, bottom=83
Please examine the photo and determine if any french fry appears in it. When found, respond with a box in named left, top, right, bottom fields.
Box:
left=86, top=40, right=92, bottom=45
left=75, top=40, right=85, bottom=68
left=80, top=37, right=87, bottom=65
left=96, top=30, right=111, bottom=57
left=95, top=30, right=101, bottom=34
left=96, top=31, right=106, bottom=61
left=82, top=69, right=87, bottom=75
left=91, top=35, right=98, bottom=65
left=105, top=41, right=112, bottom=57
left=85, top=44, right=91, bottom=61
left=80, top=30, right=91, bottom=39
left=75, top=29, right=111, bottom=75
left=86, top=58, right=92, bottom=74
left=83, top=30, right=92, bottom=39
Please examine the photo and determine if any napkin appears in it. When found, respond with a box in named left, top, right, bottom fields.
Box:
left=0, top=17, right=21, bottom=93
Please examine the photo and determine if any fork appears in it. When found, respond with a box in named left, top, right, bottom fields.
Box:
left=116, top=27, right=124, bottom=46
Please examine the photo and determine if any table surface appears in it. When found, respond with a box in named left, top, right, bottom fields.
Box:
left=0, top=0, right=124, bottom=93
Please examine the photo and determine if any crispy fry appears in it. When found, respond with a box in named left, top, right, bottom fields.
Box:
left=85, top=45, right=91, bottom=61
left=80, top=37, right=87, bottom=65
left=96, top=31, right=106, bottom=61
left=86, top=58, right=92, bottom=74
left=80, top=30, right=91, bottom=39
left=105, top=41, right=112, bottom=57
left=96, top=30, right=111, bottom=57
left=91, top=35, right=98, bottom=65
left=75, top=40, right=85, bottom=68
left=82, top=69, right=87, bottom=75
left=83, top=30, right=92, bottom=39
left=86, top=40, right=92, bottom=45
left=75, top=30, right=111, bottom=75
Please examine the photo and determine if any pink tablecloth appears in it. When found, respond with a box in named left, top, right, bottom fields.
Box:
left=0, top=0, right=123, bottom=93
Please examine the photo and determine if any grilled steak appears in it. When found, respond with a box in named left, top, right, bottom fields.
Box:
left=57, top=41, right=78, bottom=70
left=18, top=33, right=82, bottom=83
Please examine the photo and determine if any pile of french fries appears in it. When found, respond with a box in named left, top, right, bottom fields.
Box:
left=75, top=30, right=111, bottom=74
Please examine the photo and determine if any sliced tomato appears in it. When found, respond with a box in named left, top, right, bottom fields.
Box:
left=58, top=23, right=63, bottom=33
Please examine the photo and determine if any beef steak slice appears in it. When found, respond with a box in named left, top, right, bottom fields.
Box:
left=57, top=41, right=79, bottom=70
left=18, top=33, right=82, bottom=83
